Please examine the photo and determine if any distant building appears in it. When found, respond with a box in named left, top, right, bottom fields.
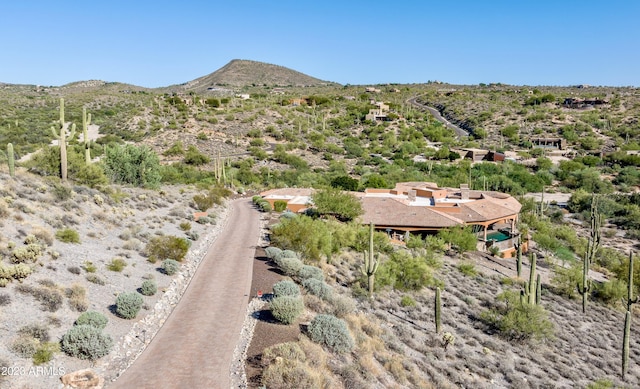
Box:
left=529, top=137, right=567, bottom=150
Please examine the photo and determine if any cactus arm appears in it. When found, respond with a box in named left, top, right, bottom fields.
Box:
left=7, top=143, right=15, bottom=177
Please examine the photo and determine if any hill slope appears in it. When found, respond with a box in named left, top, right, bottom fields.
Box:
left=175, top=59, right=336, bottom=92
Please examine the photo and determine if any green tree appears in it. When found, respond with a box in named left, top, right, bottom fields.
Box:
left=311, top=188, right=363, bottom=222
left=270, top=216, right=332, bottom=262
left=104, top=144, right=161, bottom=188
left=437, top=225, right=477, bottom=254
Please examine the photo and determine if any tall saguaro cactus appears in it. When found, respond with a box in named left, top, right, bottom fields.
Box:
left=522, top=253, right=538, bottom=305
left=51, top=98, right=76, bottom=181
left=7, top=143, right=15, bottom=177
left=82, top=107, right=92, bottom=164
left=362, top=222, right=379, bottom=296
left=622, top=251, right=637, bottom=380
left=515, top=237, right=523, bottom=278
left=578, top=196, right=602, bottom=314
left=435, top=287, right=442, bottom=333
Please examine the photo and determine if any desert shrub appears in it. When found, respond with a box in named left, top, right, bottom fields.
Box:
left=480, top=290, right=554, bottom=343
left=298, top=265, right=324, bottom=281
left=61, top=324, right=113, bottom=360
left=270, top=296, right=304, bottom=325
left=0, top=293, right=10, bottom=306
left=31, top=228, right=54, bottom=246
left=193, top=193, right=214, bottom=211
left=68, top=296, right=89, bottom=312
left=18, top=323, right=50, bottom=342
left=458, top=261, right=478, bottom=277
left=103, top=144, right=161, bottom=188
left=273, top=200, right=288, bottom=212
left=140, top=280, right=157, bottom=296
left=261, top=342, right=306, bottom=365
left=34, top=287, right=64, bottom=312
left=115, top=292, right=143, bottom=319
left=273, top=280, right=300, bottom=297
left=377, top=250, right=437, bottom=291
left=400, top=295, right=416, bottom=307
left=106, top=257, right=127, bottom=272
left=10, top=336, right=39, bottom=358
left=261, top=357, right=320, bottom=389
left=329, top=294, right=356, bottom=318
left=265, top=246, right=283, bottom=259
left=256, top=200, right=272, bottom=212
left=276, top=257, right=304, bottom=277
left=67, top=266, right=81, bottom=275
left=308, top=314, right=354, bottom=353
left=146, top=235, right=190, bottom=263
left=86, top=274, right=106, bottom=285
left=82, top=261, right=97, bottom=273
left=275, top=249, right=298, bottom=262
left=179, top=222, right=191, bottom=231
left=302, top=279, right=333, bottom=300
left=56, top=228, right=80, bottom=243
left=75, top=311, right=108, bottom=330
left=11, top=242, right=43, bottom=263
left=32, top=342, right=60, bottom=365
left=11, top=263, right=32, bottom=280
left=594, top=279, right=627, bottom=305
left=162, top=259, right=180, bottom=275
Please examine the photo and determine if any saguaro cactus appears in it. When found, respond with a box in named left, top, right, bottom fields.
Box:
left=51, top=98, right=76, bottom=181
left=515, top=238, right=523, bottom=278
left=522, top=253, right=538, bottom=305
left=82, top=107, right=92, bottom=164
left=361, top=222, right=379, bottom=296
left=622, top=251, right=637, bottom=380
left=435, top=287, right=442, bottom=333
left=578, top=196, right=602, bottom=314
left=7, top=143, right=14, bottom=177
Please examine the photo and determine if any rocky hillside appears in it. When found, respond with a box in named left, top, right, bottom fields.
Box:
left=172, top=59, right=336, bottom=92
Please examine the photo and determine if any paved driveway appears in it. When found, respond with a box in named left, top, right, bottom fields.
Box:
left=109, top=198, right=260, bottom=389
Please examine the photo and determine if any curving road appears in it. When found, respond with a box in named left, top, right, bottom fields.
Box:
left=109, top=198, right=260, bottom=389
left=407, top=97, right=469, bottom=138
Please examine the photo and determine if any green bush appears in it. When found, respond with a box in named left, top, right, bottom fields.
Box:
left=400, top=295, right=416, bottom=307
left=270, top=296, right=304, bottom=325
left=298, top=265, right=324, bottom=281
left=106, top=257, right=127, bottom=272
left=273, top=280, right=300, bottom=297
left=193, top=193, right=214, bottom=211
left=480, top=290, right=554, bottom=342
left=257, top=200, right=272, bottom=212
left=273, top=200, right=288, bottom=212
left=32, top=342, right=60, bottom=365
left=308, top=314, right=354, bottom=353
left=458, top=262, right=478, bottom=277
left=75, top=311, right=108, bottom=330
left=104, top=144, right=161, bottom=188
left=140, top=280, right=157, bottom=296
left=11, top=244, right=42, bottom=263
left=275, top=257, right=304, bottom=277
left=264, top=246, right=282, bottom=259
left=302, top=279, right=332, bottom=300
left=115, top=292, right=143, bottom=319
left=55, top=228, right=80, bottom=244
left=275, top=250, right=298, bottom=262
left=146, top=235, right=190, bottom=263
left=594, top=279, right=627, bottom=305
left=61, top=324, right=113, bottom=360
left=377, top=250, right=437, bottom=291
left=162, top=259, right=180, bottom=275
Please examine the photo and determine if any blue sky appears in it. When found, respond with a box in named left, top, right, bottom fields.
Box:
left=2, top=1, right=638, bottom=87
